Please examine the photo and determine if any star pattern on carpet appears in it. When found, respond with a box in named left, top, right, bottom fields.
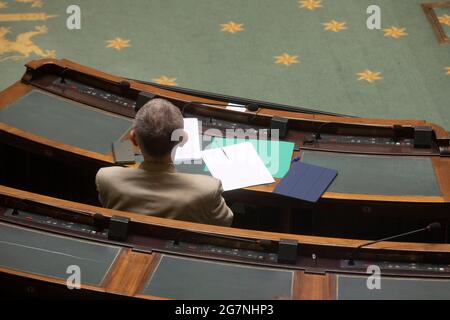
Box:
left=153, top=76, right=177, bottom=86
left=438, top=14, right=450, bottom=26
left=445, top=67, right=450, bottom=75
left=274, top=53, right=299, bottom=66
left=0, top=1, right=8, bottom=9
left=357, top=70, right=382, bottom=84
left=220, top=21, right=244, bottom=34
left=298, top=0, right=322, bottom=10
left=383, top=26, right=407, bottom=39
left=106, top=38, right=131, bottom=50
left=323, top=20, right=347, bottom=32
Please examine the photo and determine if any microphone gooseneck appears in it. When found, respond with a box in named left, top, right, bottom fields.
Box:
left=348, top=222, right=441, bottom=266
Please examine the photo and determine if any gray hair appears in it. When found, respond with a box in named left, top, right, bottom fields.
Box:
left=134, top=98, right=184, bottom=158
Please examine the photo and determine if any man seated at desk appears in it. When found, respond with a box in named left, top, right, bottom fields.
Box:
left=96, top=98, right=233, bottom=227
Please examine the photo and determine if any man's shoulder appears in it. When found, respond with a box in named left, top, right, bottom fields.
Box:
left=97, top=166, right=131, bottom=176
left=96, top=166, right=138, bottom=183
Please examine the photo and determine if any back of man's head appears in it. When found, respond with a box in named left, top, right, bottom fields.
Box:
left=133, top=98, right=184, bottom=158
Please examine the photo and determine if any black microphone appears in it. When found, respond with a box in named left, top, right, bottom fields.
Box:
left=304, top=122, right=335, bottom=144
left=246, top=103, right=259, bottom=112
left=348, top=222, right=441, bottom=266
left=120, top=80, right=131, bottom=94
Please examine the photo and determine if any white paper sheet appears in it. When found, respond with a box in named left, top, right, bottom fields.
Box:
left=174, top=118, right=202, bottom=161
left=201, top=142, right=275, bottom=191
left=226, top=103, right=247, bottom=113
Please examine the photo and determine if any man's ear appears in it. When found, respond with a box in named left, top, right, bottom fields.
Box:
left=129, top=129, right=139, bottom=146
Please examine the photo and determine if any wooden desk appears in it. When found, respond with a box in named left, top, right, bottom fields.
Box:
left=1, top=185, right=450, bottom=300
left=0, top=59, right=449, bottom=238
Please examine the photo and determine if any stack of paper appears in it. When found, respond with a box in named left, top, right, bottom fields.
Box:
left=206, top=137, right=295, bottom=178
left=201, top=142, right=275, bottom=191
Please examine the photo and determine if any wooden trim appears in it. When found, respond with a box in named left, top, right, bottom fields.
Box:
left=327, top=273, right=338, bottom=300
left=104, top=249, right=155, bottom=296
left=422, top=2, right=450, bottom=45
left=293, top=271, right=335, bottom=300
left=0, top=82, right=33, bottom=107
left=321, top=192, right=445, bottom=203
left=134, top=293, right=172, bottom=300
left=2, top=184, right=450, bottom=253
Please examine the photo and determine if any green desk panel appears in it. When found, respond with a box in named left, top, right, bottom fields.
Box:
left=143, top=255, right=294, bottom=299
left=301, top=151, right=441, bottom=196
left=0, top=90, right=133, bottom=154
left=337, top=275, right=450, bottom=300
left=0, top=222, right=121, bottom=286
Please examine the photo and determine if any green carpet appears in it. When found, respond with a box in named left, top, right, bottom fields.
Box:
left=0, top=0, right=449, bottom=129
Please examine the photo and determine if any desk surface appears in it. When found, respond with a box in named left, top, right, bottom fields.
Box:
left=143, top=254, right=294, bottom=300
left=301, top=150, right=442, bottom=196
left=0, top=221, right=121, bottom=286
left=0, top=90, right=132, bottom=154
left=337, top=274, right=450, bottom=300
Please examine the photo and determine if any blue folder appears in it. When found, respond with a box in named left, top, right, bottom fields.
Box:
left=273, top=162, right=338, bottom=203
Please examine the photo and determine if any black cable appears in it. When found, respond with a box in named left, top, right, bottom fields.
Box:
left=173, top=229, right=272, bottom=249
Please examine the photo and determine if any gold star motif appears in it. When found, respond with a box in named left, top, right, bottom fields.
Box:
left=438, top=14, right=450, bottom=26
left=106, top=37, right=131, bottom=50
left=357, top=70, right=382, bottom=84
left=274, top=53, right=299, bottom=66
left=383, top=26, right=407, bottom=39
left=0, top=1, right=8, bottom=9
left=153, top=76, right=177, bottom=86
left=445, top=67, right=450, bottom=75
left=220, top=21, right=244, bottom=34
left=299, top=0, right=323, bottom=10
left=323, top=20, right=347, bottom=32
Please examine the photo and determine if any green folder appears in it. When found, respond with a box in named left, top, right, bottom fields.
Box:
left=205, top=137, right=295, bottom=179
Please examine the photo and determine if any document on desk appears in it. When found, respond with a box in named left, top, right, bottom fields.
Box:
left=201, top=142, right=275, bottom=191
left=174, top=118, right=202, bottom=162
left=206, top=137, right=295, bottom=178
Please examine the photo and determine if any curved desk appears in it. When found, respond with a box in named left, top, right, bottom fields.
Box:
left=0, top=59, right=449, bottom=239
left=1, top=185, right=450, bottom=300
